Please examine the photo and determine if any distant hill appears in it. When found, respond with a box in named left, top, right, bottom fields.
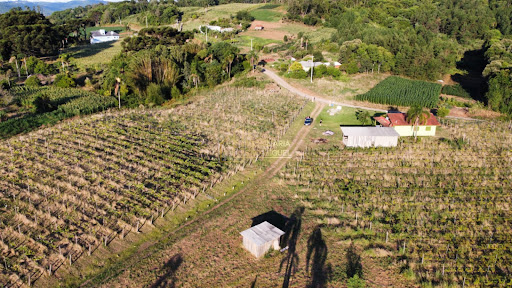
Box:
left=0, top=0, right=106, bottom=15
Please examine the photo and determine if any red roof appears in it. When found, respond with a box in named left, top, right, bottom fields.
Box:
left=387, top=113, right=440, bottom=126
left=374, top=113, right=440, bottom=127
left=374, top=116, right=391, bottom=127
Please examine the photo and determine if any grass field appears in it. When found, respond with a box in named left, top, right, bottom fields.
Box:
left=67, top=40, right=123, bottom=68
left=234, top=35, right=281, bottom=49
left=286, top=73, right=390, bottom=105
left=249, top=5, right=283, bottom=22
left=308, top=106, right=384, bottom=140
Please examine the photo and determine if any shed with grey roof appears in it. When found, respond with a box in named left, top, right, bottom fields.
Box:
left=340, top=127, right=400, bottom=148
left=240, top=221, right=285, bottom=258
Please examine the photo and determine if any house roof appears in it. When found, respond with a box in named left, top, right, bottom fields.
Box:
left=386, top=112, right=440, bottom=126
left=374, top=116, right=391, bottom=127
left=340, top=127, right=400, bottom=137
left=91, top=30, right=119, bottom=37
left=240, top=221, right=285, bottom=246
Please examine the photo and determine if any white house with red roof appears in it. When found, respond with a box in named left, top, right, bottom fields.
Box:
left=374, top=112, right=440, bottom=137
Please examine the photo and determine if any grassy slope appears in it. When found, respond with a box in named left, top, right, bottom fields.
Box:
left=69, top=40, right=123, bottom=68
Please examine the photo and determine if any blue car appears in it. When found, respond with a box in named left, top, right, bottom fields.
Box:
left=304, top=117, right=313, bottom=125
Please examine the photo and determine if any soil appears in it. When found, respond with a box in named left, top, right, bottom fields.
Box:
left=241, top=20, right=309, bottom=41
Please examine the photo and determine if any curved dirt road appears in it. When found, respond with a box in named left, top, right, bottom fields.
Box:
left=263, top=69, right=387, bottom=112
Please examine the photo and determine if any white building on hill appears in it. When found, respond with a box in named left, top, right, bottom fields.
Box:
left=299, top=61, right=341, bottom=71
left=90, top=29, right=120, bottom=44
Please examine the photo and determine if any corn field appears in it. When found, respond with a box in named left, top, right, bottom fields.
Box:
left=355, top=76, right=441, bottom=108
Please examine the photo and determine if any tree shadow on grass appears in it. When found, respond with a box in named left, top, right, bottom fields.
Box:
left=346, top=243, right=363, bottom=279
left=66, top=41, right=116, bottom=59
left=279, top=207, right=304, bottom=288
left=149, top=254, right=183, bottom=288
left=250, top=275, right=258, bottom=288
left=306, top=225, right=331, bottom=288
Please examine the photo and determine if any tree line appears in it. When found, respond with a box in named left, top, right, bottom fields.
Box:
left=103, top=38, right=252, bottom=107
left=0, top=9, right=65, bottom=59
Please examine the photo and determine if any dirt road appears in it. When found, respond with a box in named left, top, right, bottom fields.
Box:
left=263, top=69, right=387, bottom=112
left=263, top=69, right=486, bottom=121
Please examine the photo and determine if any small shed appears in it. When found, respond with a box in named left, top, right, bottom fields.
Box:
left=340, top=127, right=399, bottom=148
left=240, top=221, right=285, bottom=258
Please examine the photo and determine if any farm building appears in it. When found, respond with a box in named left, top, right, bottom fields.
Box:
left=299, top=61, right=341, bottom=71
left=374, top=112, right=440, bottom=137
left=201, top=25, right=234, bottom=33
left=240, top=221, right=285, bottom=258
left=340, top=127, right=400, bottom=148
left=90, top=29, right=119, bottom=44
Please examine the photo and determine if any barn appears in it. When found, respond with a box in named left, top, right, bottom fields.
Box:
left=341, top=127, right=400, bottom=148
left=240, top=221, right=285, bottom=258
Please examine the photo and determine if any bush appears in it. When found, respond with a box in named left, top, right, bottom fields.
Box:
left=54, top=74, right=76, bottom=88
left=0, top=110, right=7, bottom=122
left=441, top=84, right=471, bottom=98
left=343, top=61, right=359, bottom=74
left=347, top=275, right=366, bottom=288
left=313, top=50, right=324, bottom=62
left=437, top=106, right=450, bottom=117
left=0, top=80, right=9, bottom=90
left=145, top=83, right=165, bottom=106
left=25, top=76, right=41, bottom=87
left=326, top=66, right=341, bottom=77
left=33, top=94, right=55, bottom=113
left=171, top=86, right=181, bottom=100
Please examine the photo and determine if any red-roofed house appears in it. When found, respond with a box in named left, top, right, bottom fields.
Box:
left=374, top=112, right=440, bottom=137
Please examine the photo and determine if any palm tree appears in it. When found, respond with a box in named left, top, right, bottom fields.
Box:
left=226, top=54, right=235, bottom=79
left=248, top=50, right=258, bottom=74
left=406, top=105, right=430, bottom=140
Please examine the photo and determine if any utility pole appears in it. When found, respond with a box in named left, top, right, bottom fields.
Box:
left=206, top=27, right=208, bottom=43
left=251, top=38, right=253, bottom=51
left=310, top=55, right=314, bottom=83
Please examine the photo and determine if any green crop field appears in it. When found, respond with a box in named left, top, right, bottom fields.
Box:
left=249, top=5, right=283, bottom=22
left=356, top=76, right=441, bottom=108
